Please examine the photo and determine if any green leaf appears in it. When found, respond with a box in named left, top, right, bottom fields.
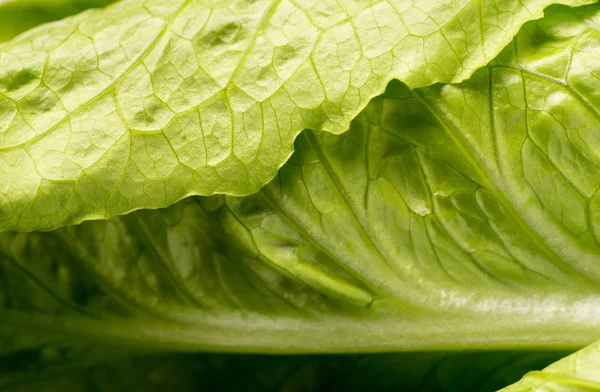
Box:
left=0, top=0, right=116, bottom=43
left=0, top=0, right=595, bottom=232
left=500, top=341, right=600, bottom=391
left=3, top=4, right=600, bottom=355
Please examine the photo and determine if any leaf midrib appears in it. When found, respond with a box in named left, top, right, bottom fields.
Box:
left=1, top=305, right=600, bottom=353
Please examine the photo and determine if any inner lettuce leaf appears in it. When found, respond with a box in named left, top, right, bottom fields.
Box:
left=3, top=3, right=600, bottom=360
left=501, top=340, right=600, bottom=391
left=0, top=0, right=116, bottom=43
left=0, top=0, right=595, bottom=232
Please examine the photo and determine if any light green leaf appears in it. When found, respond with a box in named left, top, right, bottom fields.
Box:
left=0, top=0, right=595, bottom=232
left=500, top=341, right=600, bottom=391
left=0, top=0, right=116, bottom=43
left=3, top=4, right=600, bottom=356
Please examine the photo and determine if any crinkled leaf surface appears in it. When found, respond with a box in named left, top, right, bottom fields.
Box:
left=0, top=0, right=116, bottom=43
left=501, top=341, right=600, bottom=391
left=0, top=0, right=595, bottom=232
left=3, top=4, right=600, bottom=356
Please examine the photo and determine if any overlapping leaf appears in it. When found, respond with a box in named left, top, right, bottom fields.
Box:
left=0, top=0, right=116, bottom=43
left=5, top=2, right=600, bottom=390
left=0, top=0, right=595, bottom=231
left=501, top=340, right=600, bottom=391
left=3, top=4, right=600, bottom=356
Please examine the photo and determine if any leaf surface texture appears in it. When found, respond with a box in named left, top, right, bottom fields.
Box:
left=0, top=0, right=594, bottom=231
left=3, top=5, right=600, bottom=354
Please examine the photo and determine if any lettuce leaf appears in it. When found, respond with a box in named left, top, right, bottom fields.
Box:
left=501, top=340, right=600, bottom=391
left=0, top=0, right=595, bottom=232
left=4, top=1, right=600, bottom=390
left=0, top=0, right=116, bottom=43
left=3, top=4, right=600, bottom=357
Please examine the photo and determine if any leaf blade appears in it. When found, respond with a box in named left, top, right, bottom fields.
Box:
left=500, top=341, right=600, bottom=391
left=0, top=0, right=596, bottom=231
